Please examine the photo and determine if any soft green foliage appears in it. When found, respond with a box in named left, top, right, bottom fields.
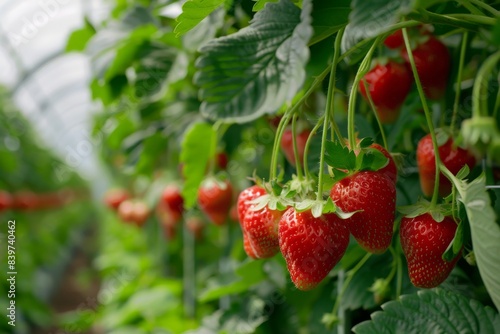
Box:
left=175, top=0, right=227, bottom=36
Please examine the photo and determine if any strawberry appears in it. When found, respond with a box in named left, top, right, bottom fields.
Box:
left=280, top=128, right=310, bottom=166
left=242, top=204, right=283, bottom=259
left=118, top=200, right=150, bottom=227
left=330, top=171, right=396, bottom=254
left=359, top=60, right=412, bottom=124
left=103, top=188, right=130, bottom=211
left=198, top=179, right=233, bottom=225
left=401, top=35, right=450, bottom=100
left=278, top=208, right=349, bottom=290
left=161, top=185, right=184, bottom=224
left=359, top=61, right=413, bottom=124
left=383, top=29, right=405, bottom=49
left=400, top=214, right=462, bottom=288
left=216, top=152, right=228, bottom=170
left=237, top=185, right=267, bottom=259
left=417, top=134, right=476, bottom=197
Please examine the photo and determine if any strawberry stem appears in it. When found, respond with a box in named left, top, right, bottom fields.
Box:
left=451, top=31, right=468, bottom=133
left=291, top=113, right=304, bottom=180
left=317, top=28, right=343, bottom=201
left=329, top=253, right=372, bottom=320
left=347, top=37, right=381, bottom=150
left=361, top=78, right=389, bottom=150
left=468, top=0, right=500, bottom=16
left=472, top=50, right=500, bottom=118
left=303, top=115, right=324, bottom=179
left=402, top=27, right=442, bottom=208
left=269, top=66, right=332, bottom=181
left=183, top=215, right=196, bottom=318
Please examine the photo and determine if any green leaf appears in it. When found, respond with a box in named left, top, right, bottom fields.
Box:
left=309, top=0, right=350, bottom=45
left=353, top=289, right=500, bottom=333
left=65, top=18, right=96, bottom=52
left=195, top=0, right=313, bottom=123
left=174, top=0, right=226, bottom=37
left=180, top=122, right=216, bottom=209
left=358, top=137, right=374, bottom=148
left=443, top=217, right=463, bottom=262
left=342, top=0, right=410, bottom=56
left=357, top=148, right=388, bottom=172
left=411, top=0, right=448, bottom=9
left=198, top=260, right=266, bottom=302
left=134, top=132, right=168, bottom=176
left=492, top=18, right=500, bottom=47
left=458, top=174, right=500, bottom=312
left=324, top=140, right=356, bottom=170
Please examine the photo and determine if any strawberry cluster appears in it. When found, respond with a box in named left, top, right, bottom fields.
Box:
left=359, top=26, right=451, bottom=124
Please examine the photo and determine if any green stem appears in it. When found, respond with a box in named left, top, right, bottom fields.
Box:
left=451, top=31, right=468, bottom=133
left=402, top=27, right=441, bottom=208
left=469, top=0, right=500, bottom=16
left=493, top=85, right=500, bottom=119
left=291, top=114, right=304, bottom=180
left=303, top=115, right=325, bottom=178
left=472, top=50, right=500, bottom=118
left=396, top=247, right=403, bottom=299
left=446, top=13, right=497, bottom=25
left=456, top=0, right=484, bottom=15
left=409, top=9, right=480, bottom=31
left=361, top=79, right=388, bottom=150
left=317, top=28, right=344, bottom=200
left=269, top=66, right=332, bottom=180
left=347, top=37, right=382, bottom=150
left=331, top=253, right=372, bottom=316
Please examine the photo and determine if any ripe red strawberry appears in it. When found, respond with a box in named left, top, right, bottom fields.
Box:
left=103, top=188, right=130, bottom=211
left=330, top=171, right=396, bottom=254
left=280, top=128, right=310, bottom=166
left=161, top=185, right=184, bottom=224
left=384, top=29, right=405, bottom=49
left=243, top=204, right=283, bottom=259
left=359, top=61, right=413, bottom=123
left=216, top=152, right=228, bottom=170
left=400, top=214, right=462, bottom=288
left=279, top=208, right=349, bottom=290
left=237, top=185, right=267, bottom=259
left=198, top=179, right=233, bottom=226
left=417, top=134, right=476, bottom=197
left=401, top=35, right=450, bottom=100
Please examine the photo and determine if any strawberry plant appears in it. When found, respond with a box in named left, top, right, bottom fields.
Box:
left=61, top=0, right=500, bottom=332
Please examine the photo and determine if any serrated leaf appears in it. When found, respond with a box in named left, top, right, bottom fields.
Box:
left=353, top=289, right=500, bottom=333
left=174, top=0, right=226, bottom=37
left=342, top=0, right=410, bottom=57
left=180, top=122, right=216, bottom=209
left=324, top=140, right=356, bottom=170
left=194, top=0, right=313, bottom=123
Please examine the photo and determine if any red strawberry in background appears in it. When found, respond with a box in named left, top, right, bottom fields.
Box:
left=383, top=25, right=429, bottom=50
left=278, top=208, right=349, bottom=291
left=0, top=191, right=12, bottom=211
left=216, top=152, right=228, bottom=170
left=401, top=35, right=450, bottom=100
left=198, top=179, right=233, bottom=226
left=237, top=185, right=267, bottom=259
left=359, top=61, right=413, bottom=123
left=280, top=128, right=311, bottom=166
left=417, top=134, right=476, bottom=197
left=400, top=214, right=462, bottom=288
left=104, top=188, right=130, bottom=211
left=186, top=215, right=205, bottom=240
left=330, top=171, right=396, bottom=254
left=161, top=184, right=184, bottom=224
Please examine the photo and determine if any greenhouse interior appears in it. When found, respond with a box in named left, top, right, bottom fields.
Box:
left=1, top=0, right=500, bottom=333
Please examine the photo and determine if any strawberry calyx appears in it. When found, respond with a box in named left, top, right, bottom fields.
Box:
left=398, top=198, right=453, bottom=223
left=325, top=138, right=390, bottom=183
left=461, top=116, right=500, bottom=157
